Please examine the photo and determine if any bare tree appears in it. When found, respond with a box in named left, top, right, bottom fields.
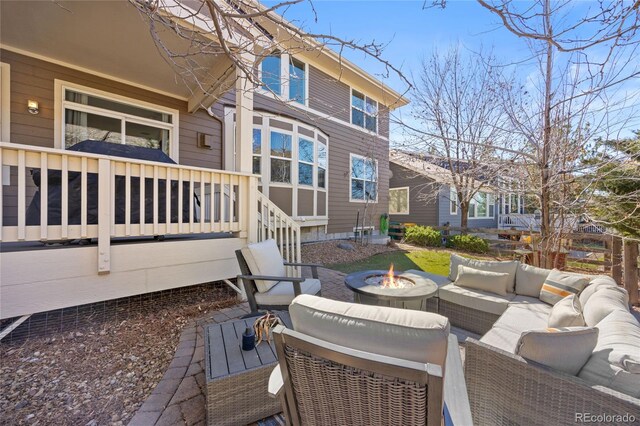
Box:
left=400, top=47, right=515, bottom=228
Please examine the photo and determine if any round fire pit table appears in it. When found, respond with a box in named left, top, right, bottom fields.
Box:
left=344, top=270, right=438, bottom=311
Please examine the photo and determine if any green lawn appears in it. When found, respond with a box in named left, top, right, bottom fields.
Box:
left=330, top=249, right=452, bottom=276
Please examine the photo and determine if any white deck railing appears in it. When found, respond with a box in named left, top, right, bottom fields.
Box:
left=257, top=191, right=302, bottom=274
left=498, top=213, right=604, bottom=234
left=0, top=142, right=304, bottom=274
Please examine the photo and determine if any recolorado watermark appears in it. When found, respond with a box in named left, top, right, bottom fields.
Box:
left=575, top=413, right=636, bottom=423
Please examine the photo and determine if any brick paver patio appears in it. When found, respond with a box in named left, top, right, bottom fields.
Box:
left=128, top=267, right=351, bottom=426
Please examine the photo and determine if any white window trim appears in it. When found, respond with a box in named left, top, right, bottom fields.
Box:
left=468, top=191, right=493, bottom=219
left=349, top=153, right=378, bottom=203
left=258, top=53, right=309, bottom=107
left=350, top=88, right=378, bottom=134
left=54, top=80, right=180, bottom=161
left=0, top=62, right=10, bottom=142
left=449, top=187, right=458, bottom=215
left=389, top=187, right=410, bottom=215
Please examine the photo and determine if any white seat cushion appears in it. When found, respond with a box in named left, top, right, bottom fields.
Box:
left=515, top=263, right=551, bottom=297
left=404, top=269, right=452, bottom=287
left=578, top=310, right=640, bottom=398
left=582, top=285, right=629, bottom=327
left=480, top=325, right=521, bottom=353
left=438, top=283, right=515, bottom=316
left=449, top=254, right=519, bottom=292
left=254, top=278, right=321, bottom=306
left=289, top=294, right=450, bottom=366
left=494, top=304, right=551, bottom=334
left=241, top=239, right=286, bottom=293
left=509, top=295, right=553, bottom=314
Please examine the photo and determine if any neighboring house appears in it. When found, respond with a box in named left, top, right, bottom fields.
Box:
left=0, top=1, right=407, bottom=320
left=388, top=151, right=502, bottom=228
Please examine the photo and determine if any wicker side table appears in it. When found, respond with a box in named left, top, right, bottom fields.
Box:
left=204, top=312, right=292, bottom=426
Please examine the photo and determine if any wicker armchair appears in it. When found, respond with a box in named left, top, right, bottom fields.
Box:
left=235, top=240, right=321, bottom=315
left=270, top=325, right=447, bottom=426
left=465, top=338, right=640, bottom=426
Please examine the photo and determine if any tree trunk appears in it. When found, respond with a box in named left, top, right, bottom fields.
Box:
left=460, top=203, right=469, bottom=230
left=623, top=240, right=639, bottom=307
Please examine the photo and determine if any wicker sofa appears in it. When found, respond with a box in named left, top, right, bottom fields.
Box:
left=416, top=254, right=640, bottom=425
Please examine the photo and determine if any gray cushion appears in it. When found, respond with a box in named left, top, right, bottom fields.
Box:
left=480, top=325, right=521, bottom=353
left=578, top=310, right=640, bottom=398
left=448, top=254, right=519, bottom=292
left=579, top=275, right=620, bottom=308
left=241, top=239, right=286, bottom=293
left=290, top=295, right=450, bottom=366
left=516, top=327, right=599, bottom=375
left=509, top=295, right=553, bottom=314
left=548, top=295, right=585, bottom=328
left=582, top=285, right=629, bottom=327
left=539, top=269, right=590, bottom=305
left=494, top=304, right=550, bottom=334
left=438, top=283, right=515, bottom=316
left=454, top=265, right=511, bottom=296
left=254, top=278, right=321, bottom=306
left=515, top=263, right=551, bottom=297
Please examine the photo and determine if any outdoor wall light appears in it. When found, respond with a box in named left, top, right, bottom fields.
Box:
left=27, top=100, right=39, bottom=115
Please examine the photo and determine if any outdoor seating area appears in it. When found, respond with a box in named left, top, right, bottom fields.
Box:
left=172, top=239, right=639, bottom=425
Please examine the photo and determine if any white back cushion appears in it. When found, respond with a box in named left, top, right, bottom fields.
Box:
left=290, top=294, right=450, bottom=366
left=449, top=254, right=519, bottom=292
left=515, top=263, right=551, bottom=297
left=579, top=275, right=618, bottom=307
left=241, top=239, right=286, bottom=293
left=582, top=285, right=629, bottom=326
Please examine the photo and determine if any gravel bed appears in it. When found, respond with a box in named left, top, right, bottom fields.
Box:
left=0, top=286, right=237, bottom=426
left=301, top=239, right=399, bottom=266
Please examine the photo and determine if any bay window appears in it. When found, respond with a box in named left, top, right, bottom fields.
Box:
left=252, top=128, right=262, bottom=175
left=351, top=89, right=377, bottom=133
left=317, top=142, right=327, bottom=189
left=270, top=131, right=292, bottom=183
left=298, top=138, right=314, bottom=186
left=350, top=154, right=377, bottom=202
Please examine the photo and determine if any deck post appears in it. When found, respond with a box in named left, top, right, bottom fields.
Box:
left=235, top=52, right=255, bottom=175
left=97, top=158, right=111, bottom=274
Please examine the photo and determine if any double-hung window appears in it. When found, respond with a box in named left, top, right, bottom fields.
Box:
left=261, top=54, right=282, bottom=96
left=389, top=187, right=409, bottom=214
left=289, top=58, right=306, bottom=104
left=350, top=154, right=377, bottom=202
left=298, top=138, right=314, bottom=186
left=317, top=142, right=327, bottom=189
left=450, top=187, right=458, bottom=215
left=468, top=191, right=493, bottom=218
left=351, top=90, right=377, bottom=133
left=61, top=85, right=176, bottom=158
left=270, top=131, right=292, bottom=183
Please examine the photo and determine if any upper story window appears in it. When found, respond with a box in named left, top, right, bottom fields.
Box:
left=261, top=54, right=281, bottom=96
left=252, top=128, right=262, bottom=175
left=60, top=83, right=177, bottom=159
left=260, top=53, right=307, bottom=105
left=317, top=142, right=327, bottom=189
left=351, top=90, right=377, bottom=133
left=289, top=58, right=306, bottom=104
left=389, top=187, right=409, bottom=214
left=270, top=131, right=292, bottom=183
left=350, top=154, right=377, bottom=202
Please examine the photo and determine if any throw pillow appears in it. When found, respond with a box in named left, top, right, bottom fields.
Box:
left=448, top=254, right=519, bottom=292
left=516, top=327, right=599, bottom=375
left=454, top=265, right=511, bottom=296
left=548, top=294, right=585, bottom=327
left=539, top=269, right=589, bottom=305
left=515, top=263, right=551, bottom=297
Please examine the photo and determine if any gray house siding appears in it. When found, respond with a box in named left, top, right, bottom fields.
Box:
left=389, top=163, right=438, bottom=226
